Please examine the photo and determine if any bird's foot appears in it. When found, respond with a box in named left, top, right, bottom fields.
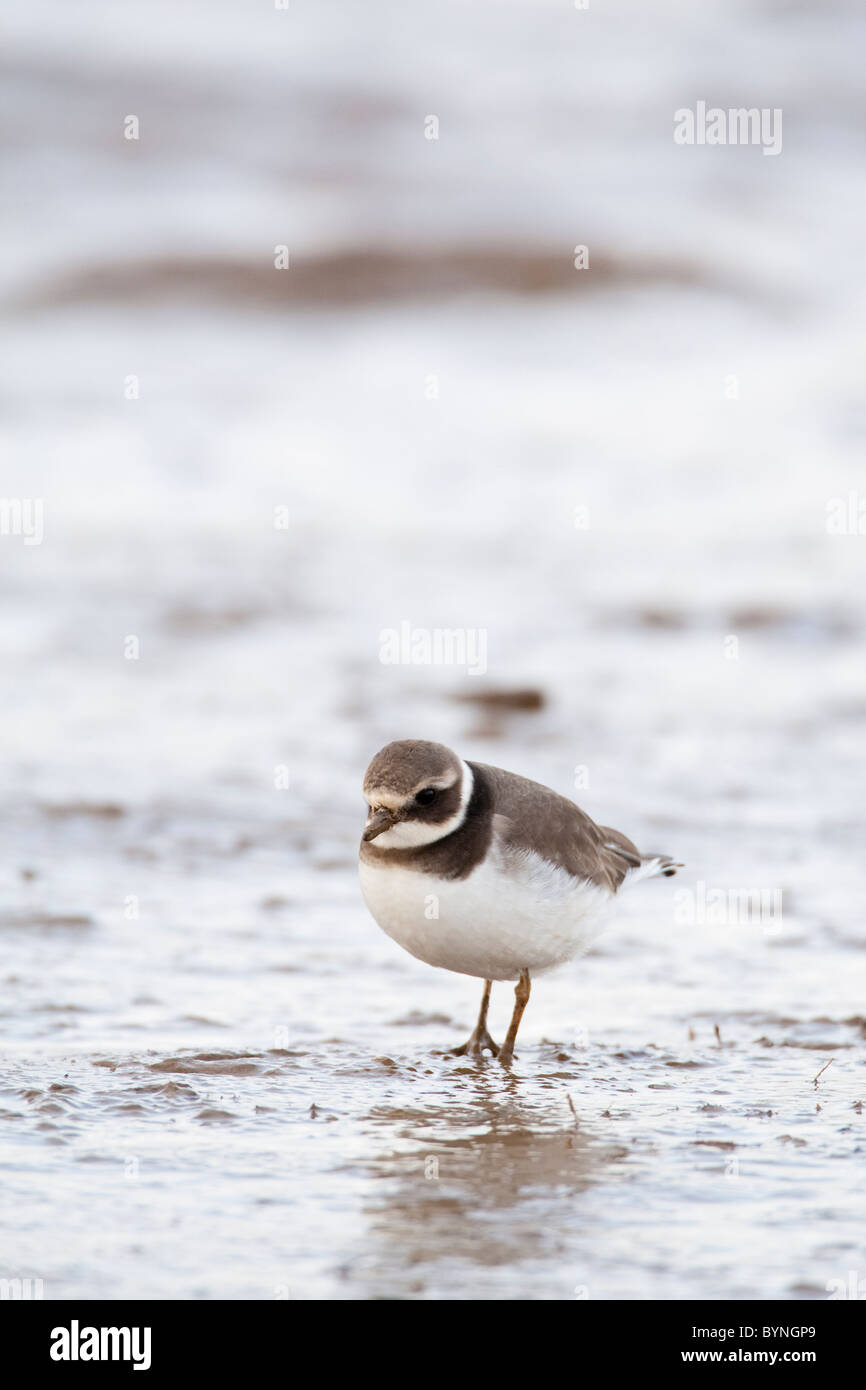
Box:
left=452, top=1026, right=500, bottom=1058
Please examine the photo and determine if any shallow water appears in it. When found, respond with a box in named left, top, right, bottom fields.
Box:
left=1, top=795, right=864, bottom=1300
left=2, top=0, right=865, bottom=1301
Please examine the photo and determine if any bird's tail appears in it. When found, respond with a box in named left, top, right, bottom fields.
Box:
left=631, top=853, right=683, bottom=882
left=600, top=827, right=682, bottom=887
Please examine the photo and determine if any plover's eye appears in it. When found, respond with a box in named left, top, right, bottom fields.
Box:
left=415, top=787, right=437, bottom=806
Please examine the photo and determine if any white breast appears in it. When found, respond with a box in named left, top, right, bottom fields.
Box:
left=359, top=836, right=615, bottom=982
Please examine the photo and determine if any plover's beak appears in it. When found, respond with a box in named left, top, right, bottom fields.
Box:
left=363, top=807, right=396, bottom=842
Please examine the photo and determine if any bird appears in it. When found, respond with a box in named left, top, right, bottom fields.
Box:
left=358, top=739, right=681, bottom=1066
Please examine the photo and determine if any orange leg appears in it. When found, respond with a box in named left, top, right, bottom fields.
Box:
left=498, top=969, right=531, bottom=1067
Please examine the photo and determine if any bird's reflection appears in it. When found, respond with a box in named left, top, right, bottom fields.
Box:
left=350, top=1071, right=626, bottom=1294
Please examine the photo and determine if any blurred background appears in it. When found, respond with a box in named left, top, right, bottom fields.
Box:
left=1, top=0, right=865, bottom=1301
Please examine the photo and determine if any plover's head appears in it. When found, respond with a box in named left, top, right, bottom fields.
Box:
left=361, top=740, right=472, bottom=849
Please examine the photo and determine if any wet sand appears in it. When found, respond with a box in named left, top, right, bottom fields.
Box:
left=1, top=782, right=864, bottom=1300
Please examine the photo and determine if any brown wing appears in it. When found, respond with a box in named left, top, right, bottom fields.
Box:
left=474, top=763, right=638, bottom=892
